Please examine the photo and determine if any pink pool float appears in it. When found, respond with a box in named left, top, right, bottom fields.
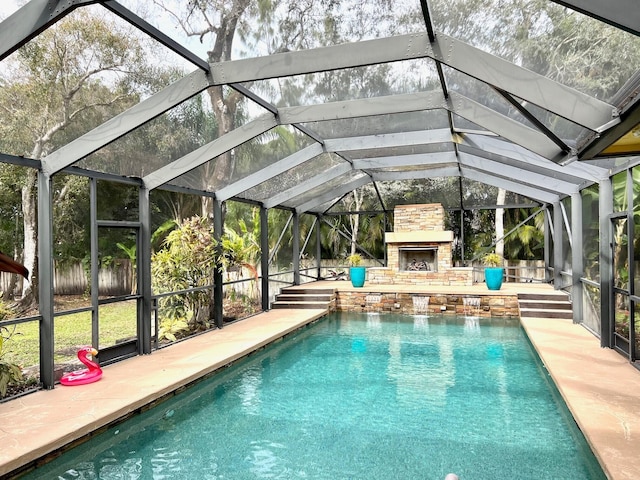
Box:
left=60, top=346, right=103, bottom=386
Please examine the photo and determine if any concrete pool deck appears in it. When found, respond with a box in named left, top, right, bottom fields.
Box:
left=0, top=282, right=639, bottom=479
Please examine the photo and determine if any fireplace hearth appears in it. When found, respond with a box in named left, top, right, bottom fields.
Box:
left=399, top=247, right=437, bottom=271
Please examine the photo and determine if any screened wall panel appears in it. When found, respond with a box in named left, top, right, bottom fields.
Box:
left=430, top=0, right=640, bottom=101
left=460, top=179, right=538, bottom=208
left=241, top=58, right=439, bottom=107
left=0, top=4, right=195, bottom=160
left=443, top=68, right=540, bottom=129
left=282, top=171, right=369, bottom=209
left=376, top=177, right=462, bottom=210
left=167, top=121, right=312, bottom=193
left=300, top=110, right=450, bottom=139
left=348, top=142, right=455, bottom=161
left=238, top=152, right=344, bottom=202
left=78, top=92, right=217, bottom=178
left=582, top=184, right=601, bottom=282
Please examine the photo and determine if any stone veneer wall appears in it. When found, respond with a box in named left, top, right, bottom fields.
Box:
left=333, top=291, right=519, bottom=317
left=394, top=203, right=445, bottom=231
left=367, top=266, right=473, bottom=286
left=370, top=203, right=473, bottom=286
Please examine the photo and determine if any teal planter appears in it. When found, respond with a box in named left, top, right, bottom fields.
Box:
left=485, top=267, right=504, bottom=290
left=349, top=266, right=366, bottom=288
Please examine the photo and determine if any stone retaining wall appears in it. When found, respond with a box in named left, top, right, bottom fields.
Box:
left=367, top=266, right=474, bottom=286
left=333, top=291, right=519, bottom=317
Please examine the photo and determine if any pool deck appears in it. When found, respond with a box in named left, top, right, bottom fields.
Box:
left=1, top=282, right=639, bottom=479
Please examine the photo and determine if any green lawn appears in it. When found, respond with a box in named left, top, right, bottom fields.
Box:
left=3, top=301, right=137, bottom=370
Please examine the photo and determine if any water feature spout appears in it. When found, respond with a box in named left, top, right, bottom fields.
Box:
left=463, top=297, right=481, bottom=317
left=365, top=294, right=382, bottom=304
left=412, top=295, right=430, bottom=314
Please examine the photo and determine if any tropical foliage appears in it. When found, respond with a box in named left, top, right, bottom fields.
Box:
left=0, top=325, right=24, bottom=398
left=152, top=216, right=217, bottom=332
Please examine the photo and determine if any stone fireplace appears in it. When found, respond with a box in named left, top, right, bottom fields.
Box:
left=367, top=204, right=473, bottom=286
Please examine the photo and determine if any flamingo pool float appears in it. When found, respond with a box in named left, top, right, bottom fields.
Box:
left=0, top=251, right=29, bottom=279
left=60, top=347, right=103, bottom=386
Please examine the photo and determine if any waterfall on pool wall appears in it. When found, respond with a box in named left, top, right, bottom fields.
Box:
left=463, top=297, right=481, bottom=317
left=365, top=294, right=382, bottom=305
left=412, top=295, right=430, bottom=315
left=365, top=294, right=382, bottom=327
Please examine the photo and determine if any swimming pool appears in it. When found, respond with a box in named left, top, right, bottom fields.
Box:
left=22, top=312, right=605, bottom=479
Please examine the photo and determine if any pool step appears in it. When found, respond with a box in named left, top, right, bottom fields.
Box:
left=271, top=287, right=336, bottom=310
left=518, top=291, right=573, bottom=319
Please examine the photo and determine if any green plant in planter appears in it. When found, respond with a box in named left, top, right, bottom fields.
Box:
left=347, top=253, right=363, bottom=267
left=482, top=253, right=503, bottom=267
left=482, top=252, right=504, bottom=290
left=347, top=253, right=366, bottom=287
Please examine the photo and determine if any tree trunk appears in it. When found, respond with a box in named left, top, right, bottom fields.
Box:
left=349, top=190, right=364, bottom=255
left=20, top=169, right=38, bottom=306
left=495, top=188, right=506, bottom=259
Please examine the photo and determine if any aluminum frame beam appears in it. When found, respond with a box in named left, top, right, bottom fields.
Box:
left=215, top=143, right=324, bottom=201
left=262, top=162, right=352, bottom=209
left=446, top=92, right=563, bottom=160
left=209, top=32, right=616, bottom=131
left=294, top=175, right=370, bottom=214
left=0, top=0, right=98, bottom=61
left=494, top=87, right=571, bottom=153
left=553, top=202, right=564, bottom=288
left=352, top=151, right=458, bottom=169
left=571, top=191, right=584, bottom=323
left=323, top=129, right=452, bottom=152
left=459, top=133, right=608, bottom=182
left=279, top=92, right=562, bottom=161
left=550, top=0, right=640, bottom=37
left=279, top=90, right=447, bottom=124
left=371, top=166, right=461, bottom=182
left=599, top=177, right=614, bottom=347
left=37, top=171, right=55, bottom=389
left=458, top=144, right=592, bottom=188
left=579, top=99, right=640, bottom=160
left=458, top=152, right=579, bottom=196
left=143, top=113, right=278, bottom=190
left=460, top=167, right=559, bottom=204
left=42, top=70, right=211, bottom=176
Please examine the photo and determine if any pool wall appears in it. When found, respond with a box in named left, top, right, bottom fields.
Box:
left=334, top=290, right=520, bottom=317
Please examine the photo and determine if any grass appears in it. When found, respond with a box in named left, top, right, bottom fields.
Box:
left=3, top=300, right=137, bottom=370
left=3, top=293, right=259, bottom=381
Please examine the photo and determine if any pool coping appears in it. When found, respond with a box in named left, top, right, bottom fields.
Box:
left=1, top=282, right=639, bottom=479
left=520, top=316, right=640, bottom=480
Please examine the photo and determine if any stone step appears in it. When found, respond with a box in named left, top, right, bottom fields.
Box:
left=272, top=286, right=335, bottom=310
left=517, top=300, right=572, bottom=310
left=271, top=301, right=330, bottom=309
left=517, top=292, right=571, bottom=301
left=517, top=291, right=572, bottom=319
left=275, top=294, right=333, bottom=302
left=279, top=287, right=336, bottom=295
left=519, top=308, right=573, bottom=319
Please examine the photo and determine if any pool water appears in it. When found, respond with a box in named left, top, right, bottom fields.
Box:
left=24, top=313, right=605, bottom=479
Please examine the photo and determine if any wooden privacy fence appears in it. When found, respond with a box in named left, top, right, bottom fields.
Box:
left=53, top=260, right=133, bottom=296
left=0, top=260, right=134, bottom=298
left=1, top=258, right=549, bottom=300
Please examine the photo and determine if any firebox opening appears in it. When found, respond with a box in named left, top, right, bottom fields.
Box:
left=399, top=247, right=437, bottom=272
